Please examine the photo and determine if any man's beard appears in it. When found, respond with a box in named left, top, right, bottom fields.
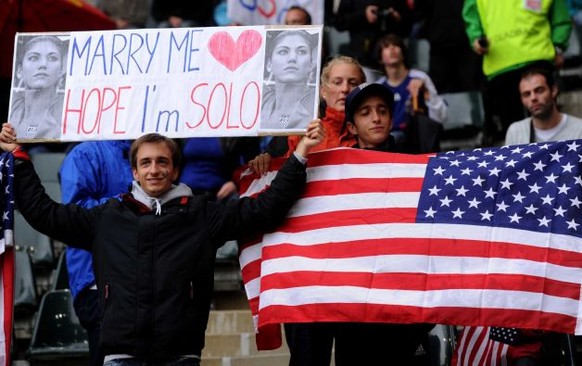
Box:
left=530, top=103, right=553, bottom=120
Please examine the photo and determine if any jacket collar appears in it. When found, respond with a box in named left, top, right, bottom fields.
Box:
left=129, top=182, right=193, bottom=215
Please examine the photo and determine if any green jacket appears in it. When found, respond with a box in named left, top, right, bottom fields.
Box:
left=463, top=0, right=572, bottom=78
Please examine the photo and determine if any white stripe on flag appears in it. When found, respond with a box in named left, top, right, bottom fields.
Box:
left=287, top=192, right=420, bottom=217
left=260, top=255, right=582, bottom=284
left=258, top=287, right=578, bottom=317
left=307, top=162, right=427, bottom=181
left=262, top=222, right=582, bottom=256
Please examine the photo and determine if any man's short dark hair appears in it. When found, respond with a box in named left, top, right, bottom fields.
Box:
left=287, top=6, right=312, bottom=25
left=130, top=133, right=182, bottom=169
left=520, top=63, right=557, bottom=91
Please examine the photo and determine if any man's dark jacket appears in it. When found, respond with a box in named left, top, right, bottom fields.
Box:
left=13, top=155, right=307, bottom=359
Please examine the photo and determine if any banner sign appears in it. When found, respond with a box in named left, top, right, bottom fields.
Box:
left=8, top=25, right=323, bottom=142
left=227, top=0, right=324, bottom=26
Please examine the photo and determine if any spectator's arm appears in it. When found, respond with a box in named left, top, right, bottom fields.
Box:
left=410, top=71, right=448, bottom=123
left=462, top=0, right=484, bottom=45
left=334, top=0, right=370, bottom=31
left=550, top=0, right=573, bottom=50
left=60, top=148, right=109, bottom=208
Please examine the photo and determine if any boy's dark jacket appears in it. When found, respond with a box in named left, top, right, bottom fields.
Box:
left=13, top=155, right=306, bottom=359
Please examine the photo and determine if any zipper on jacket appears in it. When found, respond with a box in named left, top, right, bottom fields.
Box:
left=189, top=281, right=194, bottom=300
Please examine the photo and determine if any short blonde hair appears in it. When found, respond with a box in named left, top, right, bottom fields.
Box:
left=320, top=55, right=366, bottom=85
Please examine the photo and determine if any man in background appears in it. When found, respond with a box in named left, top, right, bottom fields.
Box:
left=284, top=5, right=312, bottom=25
left=463, top=0, right=572, bottom=145
left=505, top=65, right=582, bottom=145
left=454, top=65, right=582, bottom=366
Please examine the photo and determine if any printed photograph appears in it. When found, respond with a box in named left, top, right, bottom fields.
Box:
left=260, top=29, right=319, bottom=131
left=9, top=34, right=69, bottom=141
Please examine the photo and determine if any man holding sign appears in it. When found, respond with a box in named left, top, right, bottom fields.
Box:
left=0, top=120, right=324, bottom=365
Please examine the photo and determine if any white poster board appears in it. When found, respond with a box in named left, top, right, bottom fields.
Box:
left=8, top=25, right=323, bottom=142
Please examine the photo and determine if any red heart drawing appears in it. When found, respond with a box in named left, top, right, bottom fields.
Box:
left=208, top=30, right=263, bottom=72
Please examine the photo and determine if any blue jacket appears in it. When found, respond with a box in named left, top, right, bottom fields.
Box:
left=59, top=140, right=133, bottom=299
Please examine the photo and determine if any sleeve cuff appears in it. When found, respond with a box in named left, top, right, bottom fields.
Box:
left=292, top=151, right=308, bottom=165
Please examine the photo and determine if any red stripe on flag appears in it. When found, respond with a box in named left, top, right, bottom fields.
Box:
left=307, top=148, right=431, bottom=165
left=304, top=178, right=424, bottom=197
left=259, top=304, right=576, bottom=334
left=260, top=237, right=582, bottom=268
left=278, top=208, right=418, bottom=232
left=241, top=257, right=262, bottom=284
left=260, top=271, right=578, bottom=300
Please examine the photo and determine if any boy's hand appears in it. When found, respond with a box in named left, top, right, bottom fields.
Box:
left=295, top=119, right=325, bottom=158
left=248, top=152, right=272, bottom=176
left=0, top=123, right=21, bottom=153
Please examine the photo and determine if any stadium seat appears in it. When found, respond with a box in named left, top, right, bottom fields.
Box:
left=440, top=90, right=485, bottom=151
left=441, top=90, right=484, bottom=131
left=14, top=210, right=55, bottom=269
left=409, top=38, right=430, bottom=73
left=325, top=26, right=350, bottom=57
left=51, top=251, right=69, bottom=292
left=41, top=181, right=62, bottom=203
left=27, top=290, right=89, bottom=365
left=14, top=247, right=39, bottom=317
left=30, top=152, right=66, bottom=183
left=30, top=152, right=65, bottom=203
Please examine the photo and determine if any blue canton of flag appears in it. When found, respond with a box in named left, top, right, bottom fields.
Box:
left=417, top=140, right=582, bottom=237
left=0, top=152, right=14, bottom=250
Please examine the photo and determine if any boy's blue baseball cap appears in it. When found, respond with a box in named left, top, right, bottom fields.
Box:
left=344, top=83, right=394, bottom=124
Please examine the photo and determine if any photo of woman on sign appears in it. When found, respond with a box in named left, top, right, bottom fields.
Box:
left=9, top=34, right=68, bottom=141
left=260, top=29, right=318, bottom=131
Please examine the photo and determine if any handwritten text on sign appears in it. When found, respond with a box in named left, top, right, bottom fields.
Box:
left=53, top=27, right=321, bottom=141
left=62, top=27, right=272, bottom=141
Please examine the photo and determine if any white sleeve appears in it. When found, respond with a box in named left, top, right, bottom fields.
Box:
left=410, top=69, right=448, bottom=123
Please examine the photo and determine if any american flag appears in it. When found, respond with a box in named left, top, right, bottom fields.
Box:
left=238, top=142, right=582, bottom=350
left=452, top=326, right=509, bottom=366
left=0, top=152, right=14, bottom=366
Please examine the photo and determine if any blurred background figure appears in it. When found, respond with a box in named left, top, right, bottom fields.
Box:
left=375, top=33, right=447, bottom=149
left=98, top=0, right=149, bottom=29
left=413, top=0, right=482, bottom=94
left=178, top=137, right=259, bottom=203
left=284, top=5, right=313, bottom=25
left=334, top=0, right=414, bottom=78
left=152, top=0, right=215, bottom=28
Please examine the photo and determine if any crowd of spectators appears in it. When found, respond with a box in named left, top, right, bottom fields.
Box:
left=6, top=0, right=582, bottom=365
left=69, top=0, right=581, bottom=150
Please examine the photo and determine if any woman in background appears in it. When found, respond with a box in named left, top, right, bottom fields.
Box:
left=251, top=55, right=366, bottom=173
